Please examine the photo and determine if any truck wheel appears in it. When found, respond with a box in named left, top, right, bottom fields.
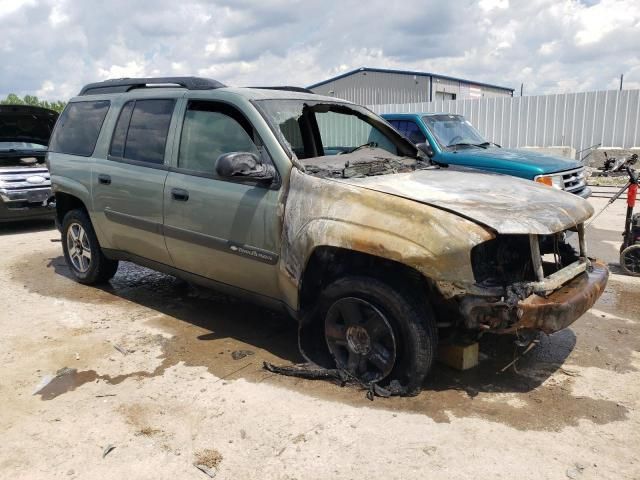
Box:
left=319, top=276, right=437, bottom=396
left=61, top=209, right=119, bottom=284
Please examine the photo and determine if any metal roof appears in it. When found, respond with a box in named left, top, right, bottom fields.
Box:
left=307, top=67, right=514, bottom=93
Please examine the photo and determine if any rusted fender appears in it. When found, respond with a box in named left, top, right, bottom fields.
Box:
left=278, top=168, right=494, bottom=309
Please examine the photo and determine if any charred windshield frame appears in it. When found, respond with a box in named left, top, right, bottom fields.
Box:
left=422, top=114, right=488, bottom=151
left=253, top=99, right=419, bottom=163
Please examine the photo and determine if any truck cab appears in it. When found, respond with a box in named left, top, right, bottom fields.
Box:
left=382, top=113, right=591, bottom=198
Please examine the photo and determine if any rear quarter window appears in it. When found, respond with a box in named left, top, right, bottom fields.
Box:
left=49, top=101, right=110, bottom=156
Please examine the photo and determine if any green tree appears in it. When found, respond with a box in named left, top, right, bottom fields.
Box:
left=0, top=93, right=67, bottom=113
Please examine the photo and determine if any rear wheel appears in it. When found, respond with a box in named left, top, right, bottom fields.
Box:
left=620, top=244, right=640, bottom=277
left=319, top=276, right=437, bottom=396
left=61, top=209, right=119, bottom=284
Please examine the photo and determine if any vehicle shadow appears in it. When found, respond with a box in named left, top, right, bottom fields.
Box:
left=0, top=219, right=55, bottom=236
left=426, top=330, right=576, bottom=396
left=49, top=257, right=303, bottom=365
left=47, top=257, right=574, bottom=396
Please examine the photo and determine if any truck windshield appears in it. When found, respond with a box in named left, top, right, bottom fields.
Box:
left=422, top=114, right=488, bottom=149
left=256, top=99, right=415, bottom=160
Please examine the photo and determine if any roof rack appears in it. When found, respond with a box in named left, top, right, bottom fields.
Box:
left=249, top=86, right=314, bottom=94
left=78, top=77, right=226, bottom=96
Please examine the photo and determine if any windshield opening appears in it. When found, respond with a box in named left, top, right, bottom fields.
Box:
left=256, top=99, right=434, bottom=178
left=256, top=99, right=417, bottom=161
left=422, top=115, right=487, bottom=149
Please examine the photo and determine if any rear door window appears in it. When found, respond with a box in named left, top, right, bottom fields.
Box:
left=49, top=101, right=110, bottom=156
left=109, top=99, right=175, bottom=165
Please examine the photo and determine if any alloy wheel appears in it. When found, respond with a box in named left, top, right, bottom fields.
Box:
left=66, top=222, right=92, bottom=273
left=325, top=297, right=397, bottom=383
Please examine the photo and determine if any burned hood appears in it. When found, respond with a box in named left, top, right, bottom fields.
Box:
left=337, top=168, right=594, bottom=234
left=0, top=105, right=58, bottom=146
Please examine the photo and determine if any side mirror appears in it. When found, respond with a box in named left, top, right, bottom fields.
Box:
left=416, top=142, right=435, bottom=158
left=215, top=152, right=275, bottom=184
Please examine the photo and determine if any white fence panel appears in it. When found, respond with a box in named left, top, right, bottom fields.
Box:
left=370, top=89, right=640, bottom=154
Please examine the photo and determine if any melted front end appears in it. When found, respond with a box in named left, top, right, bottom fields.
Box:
left=442, top=224, right=608, bottom=334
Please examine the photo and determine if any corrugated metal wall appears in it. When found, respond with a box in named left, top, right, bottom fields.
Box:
left=372, top=89, right=640, bottom=152
left=310, top=70, right=513, bottom=104
left=312, top=71, right=432, bottom=105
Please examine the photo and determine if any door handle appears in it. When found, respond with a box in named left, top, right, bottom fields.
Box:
left=171, top=188, right=189, bottom=201
left=98, top=174, right=111, bottom=185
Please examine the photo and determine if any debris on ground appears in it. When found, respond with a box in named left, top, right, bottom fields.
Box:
left=32, top=367, right=75, bottom=395
left=136, top=426, right=161, bottom=437
left=113, top=344, right=129, bottom=356
left=231, top=350, right=255, bottom=360
left=499, top=339, right=539, bottom=373
left=194, top=464, right=216, bottom=478
left=422, top=446, right=438, bottom=456
left=262, top=361, right=407, bottom=399
left=559, top=368, right=581, bottom=377
left=566, top=462, right=587, bottom=478
left=194, top=449, right=223, bottom=478
left=102, top=444, right=115, bottom=458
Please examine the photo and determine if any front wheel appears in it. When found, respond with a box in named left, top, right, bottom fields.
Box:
left=319, top=276, right=437, bottom=396
left=61, top=209, right=119, bottom=284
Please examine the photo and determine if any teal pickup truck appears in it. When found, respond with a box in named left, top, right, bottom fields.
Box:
left=382, top=113, right=590, bottom=198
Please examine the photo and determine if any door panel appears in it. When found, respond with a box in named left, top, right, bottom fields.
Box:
left=163, top=99, right=281, bottom=298
left=163, top=173, right=281, bottom=297
left=92, top=160, right=170, bottom=264
left=91, top=98, right=176, bottom=265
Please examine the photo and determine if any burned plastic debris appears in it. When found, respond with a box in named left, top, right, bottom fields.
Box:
left=262, top=361, right=408, bottom=400
left=302, top=149, right=432, bottom=179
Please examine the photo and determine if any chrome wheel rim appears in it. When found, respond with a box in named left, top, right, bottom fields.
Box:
left=325, top=297, right=397, bottom=383
left=66, top=223, right=92, bottom=273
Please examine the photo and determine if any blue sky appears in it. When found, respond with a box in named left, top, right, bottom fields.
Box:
left=0, top=0, right=638, bottom=101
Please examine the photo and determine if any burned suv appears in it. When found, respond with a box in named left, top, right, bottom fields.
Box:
left=0, top=105, right=57, bottom=222
left=48, top=77, right=608, bottom=395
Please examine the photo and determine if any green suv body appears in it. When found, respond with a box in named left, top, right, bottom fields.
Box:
left=48, top=77, right=608, bottom=395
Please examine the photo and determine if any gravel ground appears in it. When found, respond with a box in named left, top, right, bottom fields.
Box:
left=0, top=196, right=638, bottom=480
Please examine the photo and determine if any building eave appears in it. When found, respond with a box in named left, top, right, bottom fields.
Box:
left=307, top=67, right=514, bottom=93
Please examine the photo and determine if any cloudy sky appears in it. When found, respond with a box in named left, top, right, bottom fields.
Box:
left=1, top=0, right=639, bottom=101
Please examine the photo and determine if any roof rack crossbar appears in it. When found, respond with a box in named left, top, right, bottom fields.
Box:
left=249, top=86, right=313, bottom=94
left=78, top=77, right=226, bottom=96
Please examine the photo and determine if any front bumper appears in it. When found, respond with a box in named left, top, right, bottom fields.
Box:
left=0, top=187, right=55, bottom=222
left=576, top=186, right=592, bottom=199
left=502, top=260, right=607, bottom=334
left=459, top=260, right=609, bottom=334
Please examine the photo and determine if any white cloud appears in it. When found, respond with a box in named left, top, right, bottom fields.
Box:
left=479, top=0, right=509, bottom=11
left=0, top=0, right=638, bottom=101
left=0, top=0, right=35, bottom=17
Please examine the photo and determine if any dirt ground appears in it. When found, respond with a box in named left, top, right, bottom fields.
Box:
left=0, top=197, right=639, bottom=480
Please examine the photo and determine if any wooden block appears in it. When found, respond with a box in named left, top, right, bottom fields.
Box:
left=437, top=342, right=479, bottom=370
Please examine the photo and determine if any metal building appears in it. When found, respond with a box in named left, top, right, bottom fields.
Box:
left=307, top=67, right=514, bottom=105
